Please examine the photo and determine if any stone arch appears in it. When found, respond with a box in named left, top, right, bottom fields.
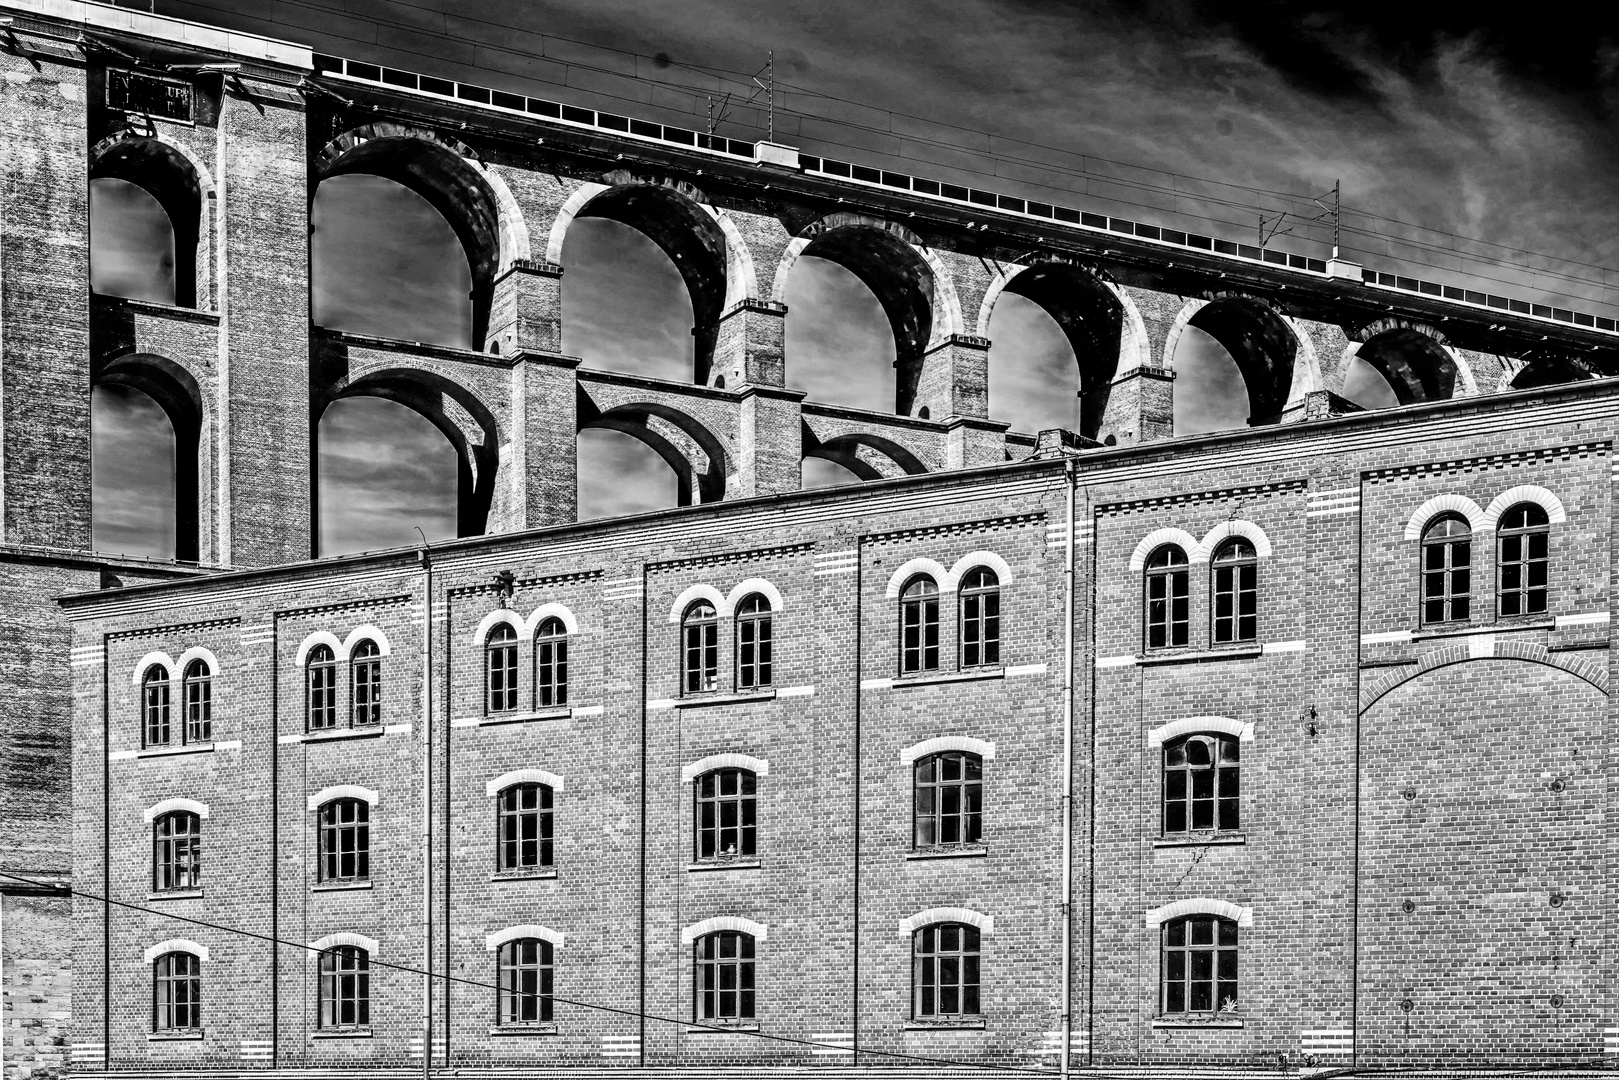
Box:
left=1192, top=520, right=1274, bottom=563
left=315, top=123, right=532, bottom=350
left=681, top=752, right=771, bottom=784
left=1359, top=640, right=1607, bottom=714
left=93, top=351, right=205, bottom=561
left=899, top=734, right=997, bottom=764
left=1481, top=485, right=1566, bottom=529
left=801, top=430, right=929, bottom=483
left=143, top=938, right=209, bottom=964
left=576, top=391, right=731, bottom=506
left=1162, top=296, right=1312, bottom=425
left=1128, top=527, right=1200, bottom=572
left=485, top=924, right=565, bottom=951
left=1402, top=493, right=1487, bottom=540
left=680, top=916, right=769, bottom=944
left=316, top=366, right=502, bottom=540
left=484, top=767, right=565, bottom=796
left=976, top=260, right=1150, bottom=438
left=1508, top=351, right=1601, bottom=390
left=90, top=132, right=213, bottom=309
left=546, top=176, right=745, bottom=383
left=1147, top=716, right=1255, bottom=748
left=1144, top=898, right=1254, bottom=928
left=772, top=212, right=964, bottom=414
left=1346, top=319, right=1476, bottom=404
left=898, top=906, right=996, bottom=938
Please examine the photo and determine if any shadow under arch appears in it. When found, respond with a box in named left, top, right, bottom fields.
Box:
left=90, top=135, right=207, bottom=308
left=576, top=390, right=730, bottom=506
left=802, top=429, right=929, bottom=482
left=315, top=368, right=501, bottom=542
left=315, top=124, right=525, bottom=350
left=93, top=352, right=204, bottom=560
left=1170, top=296, right=1301, bottom=425
left=1350, top=321, right=1461, bottom=403
left=1509, top=352, right=1601, bottom=390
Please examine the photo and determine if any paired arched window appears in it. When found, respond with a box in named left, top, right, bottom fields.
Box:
left=1162, top=915, right=1237, bottom=1016
left=1498, top=502, right=1549, bottom=617
left=182, top=660, right=211, bottom=743
left=486, top=624, right=519, bottom=713
left=899, top=575, right=940, bottom=674
left=735, top=594, right=773, bottom=690
left=153, top=951, right=201, bottom=1032
left=682, top=601, right=719, bottom=694
left=1163, top=733, right=1239, bottom=834
left=693, top=930, right=755, bottom=1022
left=153, top=810, right=201, bottom=891
left=958, top=567, right=1000, bottom=668
left=1144, top=545, right=1190, bottom=649
left=1210, top=540, right=1257, bottom=644
left=1420, top=514, right=1471, bottom=624
left=351, top=640, right=381, bottom=726
left=317, top=945, right=370, bottom=1030
left=317, top=799, right=370, bottom=883
left=142, top=665, right=171, bottom=747
left=913, top=922, right=980, bottom=1020
left=307, top=645, right=338, bottom=731
left=913, top=751, right=982, bottom=849
left=496, top=938, right=553, bottom=1026
left=694, top=768, right=757, bottom=861
left=534, top=617, right=568, bottom=708
left=496, top=783, right=554, bottom=871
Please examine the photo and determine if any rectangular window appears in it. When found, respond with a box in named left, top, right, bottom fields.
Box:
left=497, top=939, right=554, bottom=1025
left=318, top=947, right=370, bottom=1029
left=684, top=618, right=718, bottom=693
left=695, top=769, right=757, bottom=859
left=184, top=674, right=211, bottom=743
left=736, top=613, right=772, bottom=689
left=351, top=657, right=381, bottom=725
left=318, top=800, right=370, bottom=882
left=535, top=635, right=568, bottom=708
left=153, top=953, right=201, bottom=1031
left=694, top=932, right=755, bottom=1021
left=497, top=784, right=554, bottom=870
left=153, top=812, right=201, bottom=891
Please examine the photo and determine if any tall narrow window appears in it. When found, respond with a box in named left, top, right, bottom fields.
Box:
left=153, top=951, right=201, bottom=1032
left=735, top=594, right=773, bottom=690
left=486, top=624, right=518, bottom=713
left=682, top=601, right=718, bottom=694
left=142, top=665, right=171, bottom=747
left=1144, top=545, right=1189, bottom=649
left=182, top=659, right=211, bottom=743
left=913, top=751, right=983, bottom=849
left=317, top=799, right=370, bottom=883
left=913, top=923, right=980, bottom=1020
left=1163, top=733, right=1240, bottom=834
left=534, top=618, right=568, bottom=708
left=496, top=783, right=554, bottom=871
left=153, top=810, right=201, bottom=891
left=959, top=567, right=1000, bottom=668
left=307, top=645, right=338, bottom=731
left=1210, top=539, right=1258, bottom=644
left=317, top=945, right=370, bottom=1030
left=695, top=768, right=757, bottom=860
left=1498, top=503, right=1549, bottom=617
left=497, top=938, right=554, bottom=1026
left=1162, top=915, right=1238, bottom=1015
left=350, top=640, right=381, bottom=726
left=694, top=931, right=755, bottom=1022
left=1421, top=515, right=1471, bottom=624
left=899, top=576, right=940, bottom=674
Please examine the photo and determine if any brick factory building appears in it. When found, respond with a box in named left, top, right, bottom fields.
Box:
left=5, top=0, right=1619, bottom=1076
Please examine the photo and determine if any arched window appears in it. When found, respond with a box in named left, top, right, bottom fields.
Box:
left=497, top=938, right=553, bottom=1027
left=1144, top=545, right=1189, bottom=649
left=486, top=624, right=518, bottom=713
left=682, top=601, right=719, bottom=694
left=496, top=783, right=554, bottom=872
left=899, top=576, right=940, bottom=674
left=142, top=665, right=171, bottom=747
left=695, top=768, right=757, bottom=861
left=182, top=659, right=211, bottom=743
left=1498, top=503, right=1549, bottom=617
left=693, top=930, right=755, bottom=1022
left=153, top=810, right=201, bottom=892
left=913, top=751, right=982, bottom=849
left=958, top=567, right=1000, bottom=668
left=1163, top=733, right=1239, bottom=834
left=317, top=799, right=370, bottom=883
left=534, top=617, right=569, bottom=709
left=913, top=922, right=980, bottom=1020
left=1162, top=915, right=1238, bottom=1016
left=1421, top=515, right=1472, bottom=624
left=317, top=945, right=370, bottom=1030
left=351, top=640, right=381, bottom=726
left=307, top=645, right=338, bottom=731
left=735, top=594, right=773, bottom=690
left=153, top=951, right=201, bottom=1032
left=1210, top=539, right=1257, bottom=644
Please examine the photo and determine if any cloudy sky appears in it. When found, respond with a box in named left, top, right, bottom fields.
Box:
left=93, top=1, right=1619, bottom=557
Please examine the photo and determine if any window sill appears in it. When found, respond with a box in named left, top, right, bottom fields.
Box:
left=903, top=1018, right=986, bottom=1031
left=1139, top=647, right=1262, bottom=667
left=300, top=726, right=384, bottom=744
left=311, top=1028, right=371, bottom=1039
left=1154, top=833, right=1245, bottom=848
left=1151, top=1017, right=1244, bottom=1029
left=311, top=879, right=373, bottom=892
left=893, top=667, right=1003, bottom=687
left=146, top=889, right=204, bottom=901
left=686, top=860, right=761, bottom=873
left=906, top=846, right=988, bottom=860
left=686, top=1022, right=760, bottom=1034
left=480, top=707, right=572, bottom=726
left=1413, top=619, right=1553, bottom=642
left=489, top=1024, right=558, bottom=1036
left=675, top=689, right=776, bottom=709
left=147, top=1030, right=204, bottom=1041
left=490, top=869, right=557, bottom=882
left=134, top=742, right=215, bottom=759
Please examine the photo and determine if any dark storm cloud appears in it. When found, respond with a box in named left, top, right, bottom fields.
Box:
left=91, top=386, right=176, bottom=558
left=316, top=397, right=458, bottom=556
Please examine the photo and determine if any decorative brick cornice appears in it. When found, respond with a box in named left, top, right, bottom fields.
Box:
left=865, top=513, right=1044, bottom=547
left=109, top=616, right=240, bottom=641
left=448, top=570, right=601, bottom=599
left=1363, top=441, right=1610, bottom=483
left=649, top=543, right=813, bottom=575
left=1097, top=479, right=1306, bottom=517
left=275, top=595, right=413, bottom=620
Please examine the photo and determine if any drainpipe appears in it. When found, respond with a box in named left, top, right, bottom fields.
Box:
left=1060, top=456, right=1077, bottom=1079
left=418, top=540, right=433, bottom=1080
